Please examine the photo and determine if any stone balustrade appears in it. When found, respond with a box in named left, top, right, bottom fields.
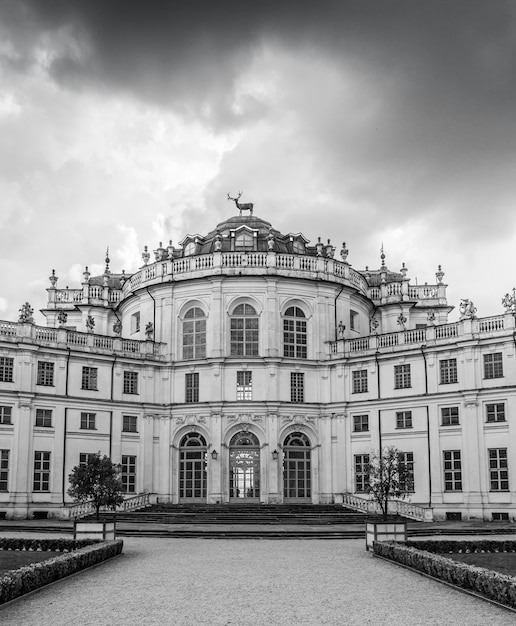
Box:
left=342, top=493, right=433, bottom=522
left=0, top=322, right=164, bottom=359
left=330, top=314, right=513, bottom=357
left=64, top=492, right=151, bottom=520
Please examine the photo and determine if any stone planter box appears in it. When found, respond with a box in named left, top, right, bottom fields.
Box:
left=365, top=521, right=407, bottom=551
left=74, top=520, right=116, bottom=540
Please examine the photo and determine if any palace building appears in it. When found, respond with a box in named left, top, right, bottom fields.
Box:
left=0, top=210, right=515, bottom=521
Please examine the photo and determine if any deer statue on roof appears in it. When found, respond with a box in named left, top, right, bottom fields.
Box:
left=227, top=191, right=254, bottom=216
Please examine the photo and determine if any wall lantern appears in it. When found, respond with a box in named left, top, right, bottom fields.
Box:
left=272, top=449, right=278, bottom=460
left=211, top=449, right=218, bottom=460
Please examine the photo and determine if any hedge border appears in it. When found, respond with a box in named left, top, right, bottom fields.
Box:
left=373, top=541, right=516, bottom=609
left=408, top=539, right=516, bottom=555
left=0, top=538, right=124, bottom=605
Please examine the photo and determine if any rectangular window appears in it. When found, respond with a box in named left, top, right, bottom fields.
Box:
left=353, top=415, right=369, bottom=432
left=33, top=451, right=51, bottom=491
left=394, top=364, right=411, bottom=389
left=123, top=371, right=139, bottom=395
left=185, top=373, right=199, bottom=403
left=489, top=448, right=509, bottom=491
left=396, top=411, right=412, bottom=429
left=236, top=371, right=252, bottom=400
left=350, top=310, right=359, bottom=332
left=79, top=452, right=96, bottom=466
left=354, top=454, right=370, bottom=493
left=486, top=403, right=505, bottom=423
left=80, top=412, right=96, bottom=430
left=122, top=415, right=138, bottom=433
left=81, top=367, right=98, bottom=390
left=0, top=450, right=9, bottom=491
left=484, top=353, right=503, bottom=379
left=0, top=406, right=12, bottom=425
left=131, top=312, right=140, bottom=333
left=35, top=408, right=52, bottom=428
left=37, top=361, right=55, bottom=386
left=443, top=450, right=462, bottom=491
left=0, top=357, right=14, bottom=383
left=439, top=359, right=458, bottom=384
left=352, top=370, right=368, bottom=394
left=290, top=372, right=304, bottom=403
left=400, top=452, right=415, bottom=492
left=121, top=455, right=136, bottom=493
left=441, top=406, right=460, bottom=426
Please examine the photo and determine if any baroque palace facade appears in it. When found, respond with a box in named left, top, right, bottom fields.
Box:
left=0, top=211, right=515, bottom=521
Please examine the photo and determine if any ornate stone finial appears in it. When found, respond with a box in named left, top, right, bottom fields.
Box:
left=380, top=243, right=386, bottom=268
left=340, top=242, right=349, bottom=262
left=119, top=269, right=127, bottom=287
left=86, top=315, right=95, bottom=333
left=154, top=242, right=166, bottom=261
left=400, top=262, right=408, bottom=279
left=83, top=266, right=90, bottom=283
left=325, top=239, right=335, bottom=258
left=267, top=230, right=275, bottom=251
left=459, top=299, right=477, bottom=320
left=142, top=245, right=150, bottom=266
left=214, top=233, right=222, bottom=251
left=49, top=269, right=58, bottom=288
left=18, top=302, right=34, bottom=324
left=502, top=287, right=516, bottom=313
left=57, top=309, right=68, bottom=326
left=104, top=247, right=110, bottom=274
left=113, top=319, right=122, bottom=335
left=145, top=322, right=154, bottom=340
left=316, top=237, right=324, bottom=256
left=435, top=264, right=444, bottom=284
left=167, top=240, right=175, bottom=258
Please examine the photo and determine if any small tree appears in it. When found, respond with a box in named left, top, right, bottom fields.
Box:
left=68, top=453, right=125, bottom=520
left=367, top=446, right=412, bottom=520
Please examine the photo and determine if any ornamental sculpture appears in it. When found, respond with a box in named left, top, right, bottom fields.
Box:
left=145, top=322, right=154, bottom=340
left=502, top=288, right=516, bottom=313
left=18, top=302, right=34, bottom=324
left=57, top=310, right=68, bottom=326
left=459, top=299, right=477, bottom=320
left=86, top=315, right=95, bottom=333
left=227, top=191, right=254, bottom=216
left=113, top=320, right=122, bottom=335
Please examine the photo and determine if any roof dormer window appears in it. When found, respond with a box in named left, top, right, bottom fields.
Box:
left=235, top=232, right=254, bottom=250
left=184, top=241, right=196, bottom=256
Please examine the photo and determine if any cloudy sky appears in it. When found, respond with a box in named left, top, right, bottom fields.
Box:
left=1, top=1, right=515, bottom=324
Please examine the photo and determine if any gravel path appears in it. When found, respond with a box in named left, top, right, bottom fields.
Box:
left=1, top=538, right=514, bottom=625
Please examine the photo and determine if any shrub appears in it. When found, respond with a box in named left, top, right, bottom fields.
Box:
left=0, top=539, right=123, bottom=605
left=374, top=541, right=516, bottom=609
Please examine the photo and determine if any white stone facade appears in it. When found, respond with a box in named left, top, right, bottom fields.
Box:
left=0, top=213, right=515, bottom=521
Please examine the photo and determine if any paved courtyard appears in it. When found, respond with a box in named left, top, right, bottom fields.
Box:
left=1, top=537, right=514, bottom=625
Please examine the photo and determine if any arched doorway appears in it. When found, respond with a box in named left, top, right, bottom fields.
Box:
left=283, top=432, right=311, bottom=502
left=229, top=432, right=260, bottom=501
left=179, top=432, right=207, bottom=502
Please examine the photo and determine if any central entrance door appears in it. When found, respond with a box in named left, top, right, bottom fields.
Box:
left=229, top=432, right=260, bottom=501
left=179, top=432, right=207, bottom=502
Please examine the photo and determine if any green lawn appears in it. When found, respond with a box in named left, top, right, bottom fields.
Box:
left=448, top=552, right=516, bottom=577
left=0, top=551, right=61, bottom=576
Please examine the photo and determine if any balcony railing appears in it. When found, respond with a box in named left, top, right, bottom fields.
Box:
left=342, top=493, right=433, bottom=522
left=330, top=314, right=513, bottom=357
left=64, top=492, right=152, bottom=520
left=0, top=321, right=164, bottom=358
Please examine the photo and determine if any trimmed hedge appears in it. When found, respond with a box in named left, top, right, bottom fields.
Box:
left=408, top=539, right=516, bottom=555
left=374, top=541, right=516, bottom=609
left=0, top=537, right=101, bottom=552
left=0, top=539, right=123, bottom=605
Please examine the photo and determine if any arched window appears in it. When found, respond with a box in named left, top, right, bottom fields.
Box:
left=184, top=241, right=196, bottom=256
left=283, top=431, right=311, bottom=501
left=283, top=306, right=307, bottom=358
left=230, top=303, right=259, bottom=356
left=179, top=432, right=207, bottom=501
left=183, top=307, right=206, bottom=360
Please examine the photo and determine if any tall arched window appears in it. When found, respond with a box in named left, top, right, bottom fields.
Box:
left=183, top=307, right=206, bottom=360
left=230, top=303, right=259, bottom=356
left=283, top=431, right=311, bottom=501
left=179, top=432, right=207, bottom=501
left=283, top=306, right=307, bottom=358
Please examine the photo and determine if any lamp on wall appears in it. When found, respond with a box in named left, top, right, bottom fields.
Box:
left=211, top=449, right=218, bottom=460
left=272, top=449, right=278, bottom=460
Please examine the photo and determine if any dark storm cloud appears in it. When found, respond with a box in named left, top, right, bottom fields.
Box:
left=3, top=0, right=516, bottom=128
